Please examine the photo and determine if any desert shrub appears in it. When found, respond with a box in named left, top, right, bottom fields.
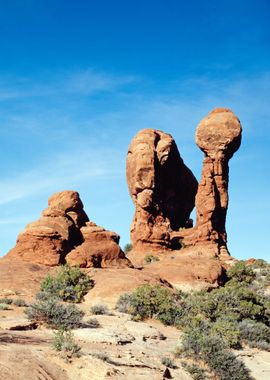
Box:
left=181, top=362, right=206, bottom=380
left=248, top=340, right=270, bottom=351
left=161, top=357, right=175, bottom=368
left=182, top=328, right=250, bottom=380
left=13, top=298, right=28, bottom=307
left=239, top=319, right=270, bottom=349
left=121, top=284, right=181, bottom=324
left=0, top=303, right=10, bottom=310
left=85, top=318, right=101, bottom=328
left=210, top=319, right=240, bottom=348
left=144, top=255, right=160, bottom=264
left=116, top=293, right=133, bottom=313
left=90, top=304, right=110, bottom=315
left=250, top=259, right=269, bottom=269
left=25, top=298, right=84, bottom=329
left=40, top=265, right=94, bottom=303
left=52, top=329, right=81, bottom=358
left=185, top=283, right=268, bottom=324
left=227, top=261, right=256, bottom=284
left=124, top=243, right=133, bottom=255
left=0, top=298, right=13, bottom=304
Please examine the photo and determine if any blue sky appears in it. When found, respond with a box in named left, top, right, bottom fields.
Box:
left=0, top=0, right=269, bottom=260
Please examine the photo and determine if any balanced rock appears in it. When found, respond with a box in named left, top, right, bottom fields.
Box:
left=183, top=108, right=242, bottom=256
left=7, top=191, right=131, bottom=268
left=66, top=222, right=132, bottom=268
left=126, top=129, right=198, bottom=251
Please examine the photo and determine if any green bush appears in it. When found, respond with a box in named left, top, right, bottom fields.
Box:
left=120, top=284, right=181, bottom=324
left=161, top=357, right=175, bottom=368
left=124, top=243, right=133, bottom=255
left=144, top=255, right=160, bottom=264
left=210, top=319, right=240, bottom=348
left=13, top=298, right=28, bottom=307
left=116, top=293, right=134, bottom=313
left=90, top=304, right=110, bottom=315
left=0, top=298, right=13, bottom=304
left=0, top=303, right=10, bottom=310
left=181, top=362, right=206, bottom=380
left=239, top=319, right=270, bottom=349
left=25, top=298, right=84, bottom=329
left=40, top=265, right=94, bottom=303
left=53, top=329, right=81, bottom=358
left=183, top=283, right=268, bottom=324
left=182, top=328, right=251, bottom=380
left=227, top=261, right=256, bottom=284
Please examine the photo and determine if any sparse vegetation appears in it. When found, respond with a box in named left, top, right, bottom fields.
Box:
left=116, top=284, right=181, bottom=324
left=124, top=243, right=133, bottom=255
left=90, top=303, right=110, bottom=315
left=116, top=293, right=134, bottom=313
left=161, top=357, right=175, bottom=368
left=181, top=362, right=206, bottom=380
left=144, top=254, right=160, bottom=264
left=179, top=328, right=250, bottom=380
left=40, top=265, right=94, bottom=303
left=52, top=329, right=81, bottom=359
left=25, top=297, right=84, bottom=329
left=13, top=298, right=28, bottom=307
left=0, top=303, right=10, bottom=310
left=117, top=260, right=270, bottom=380
left=85, top=318, right=101, bottom=328
left=0, top=298, right=13, bottom=304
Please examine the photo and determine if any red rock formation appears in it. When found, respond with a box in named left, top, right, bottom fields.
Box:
left=6, top=191, right=131, bottom=268
left=126, top=129, right=198, bottom=251
left=7, top=191, right=87, bottom=265
left=180, top=108, right=242, bottom=256
left=66, top=222, right=132, bottom=268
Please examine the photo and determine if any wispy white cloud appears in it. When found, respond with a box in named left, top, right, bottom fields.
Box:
left=0, top=68, right=139, bottom=101
left=0, top=148, right=122, bottom=205
left=66, top=69, right=137, bottom=95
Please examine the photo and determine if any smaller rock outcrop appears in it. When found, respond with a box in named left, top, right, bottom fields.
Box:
left=7, top=191, right=87, bottom=266
left=126, top=129, right=198, bottom=251
left=6, top=191, right=131, bottom=268
left=66, top=222, right=131, bottom=268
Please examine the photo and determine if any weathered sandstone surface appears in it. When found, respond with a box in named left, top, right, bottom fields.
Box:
left=6, top=191, right=131, bottom=268
left=127, top=108, right=242, bottom=258
left=66, top=222, right=131, bottom=268
left=177, top=108, right=242, bottom=256
left=126, top=129, right=198, bottom=251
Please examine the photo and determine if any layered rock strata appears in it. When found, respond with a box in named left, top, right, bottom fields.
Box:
left=126, top=129, right=198, bottom=251
left=7, top=191, right=131, bottom=267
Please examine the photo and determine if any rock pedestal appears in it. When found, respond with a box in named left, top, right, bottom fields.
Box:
left=183, top=108, right=242, bottom=255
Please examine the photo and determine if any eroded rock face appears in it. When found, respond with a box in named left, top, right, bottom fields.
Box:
left=185, top=108, right=242, bottom=255
left=7, top=191, right=87, bottom=265
left=6, top=191, right=131, bottom=267
left=66, top=222, right=132, bottom=268
left=126, top=129, right=198, bottom=251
